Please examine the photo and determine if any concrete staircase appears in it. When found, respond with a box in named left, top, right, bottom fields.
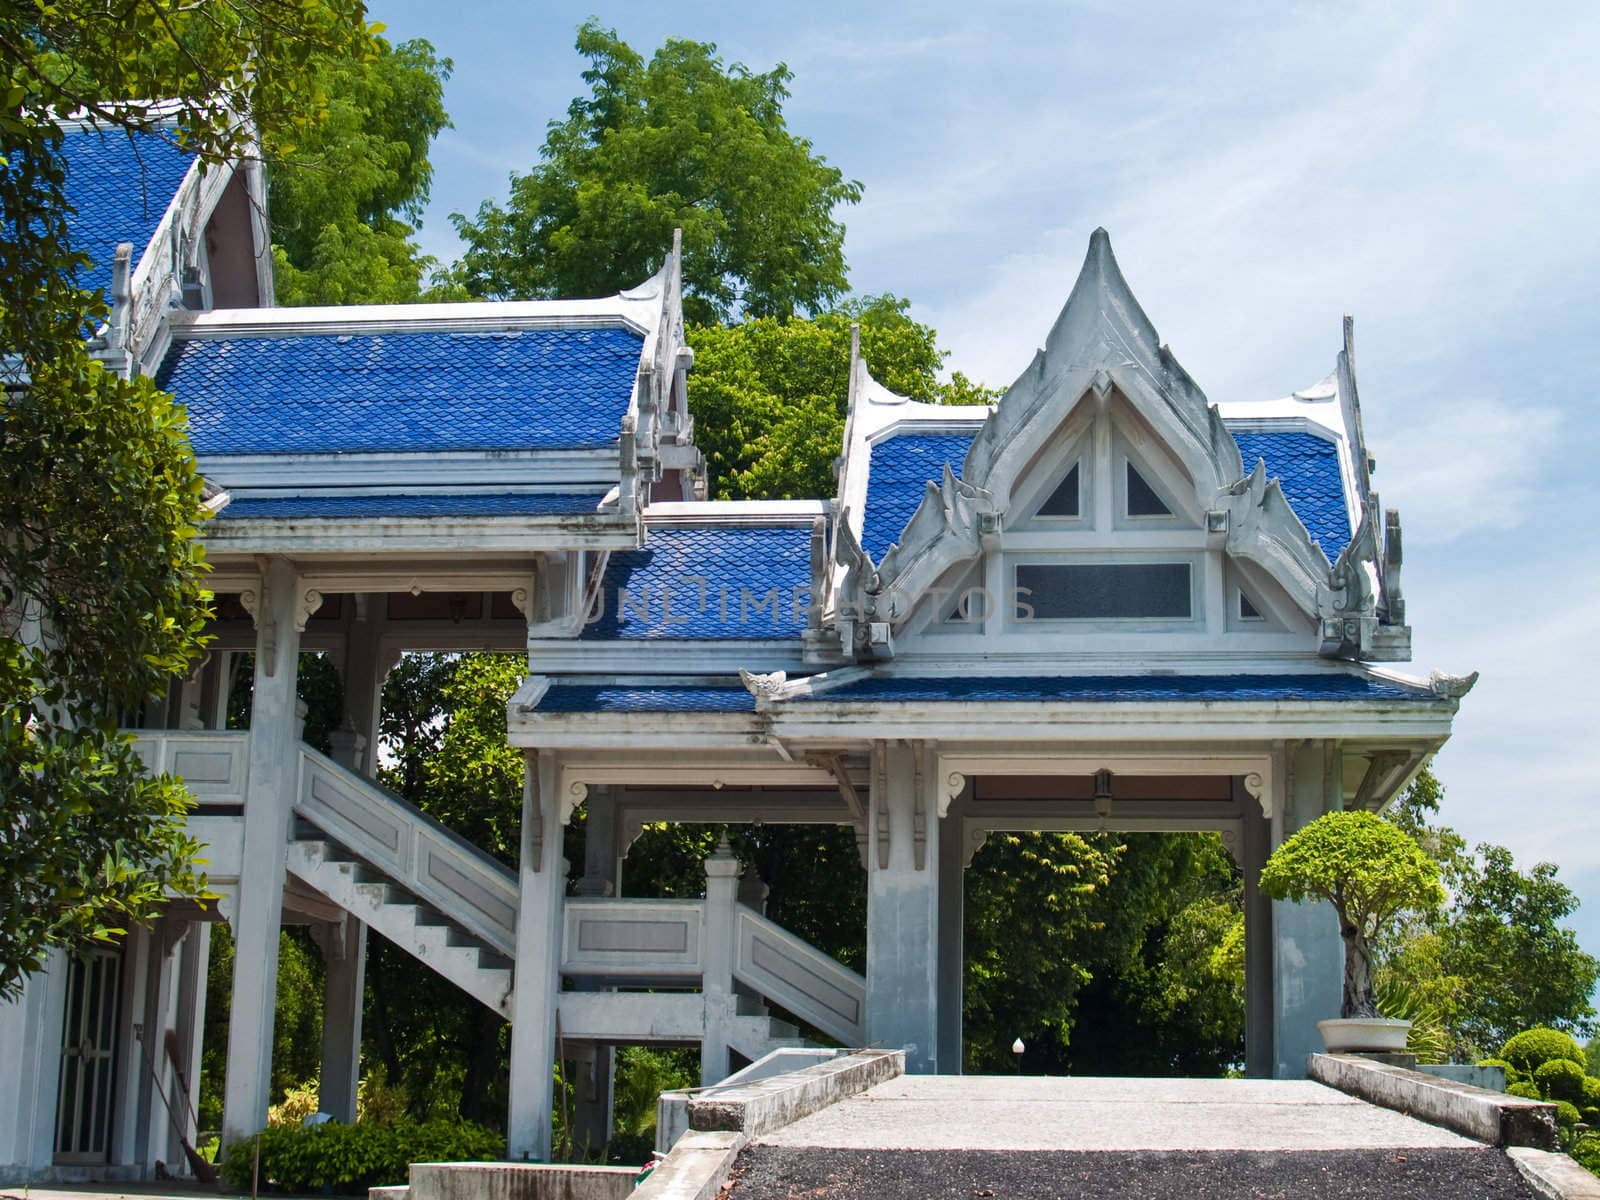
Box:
left=283, top=746, right=864, bottom=1073
left=286, top=833, right=515, bottom=1016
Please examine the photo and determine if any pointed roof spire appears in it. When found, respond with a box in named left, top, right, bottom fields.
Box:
left=1040, top=226, right=1163, bottom=369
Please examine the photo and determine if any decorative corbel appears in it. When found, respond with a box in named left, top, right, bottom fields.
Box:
left=294, top=588, right=324, bottom=633
left=1351, top=750, right=1414, bottom=811
left=238, top=579, right=277, bottom=677
left=1241, top=771, right=1270, bottom=820
left=872, top=744, right=890, bottom=870
left=912, top=741, right=927, bottom=871
left=963, top=826, right=989, bottom=868
left=1093, top=768, right=1114, bottom=827
left=563, top=779, right=589, bottom=826
left=1219, top=827, right=1243, bottom=869
left=940, top=770, right=966, bottom=819
left=806, top=753, right=865, bottom=823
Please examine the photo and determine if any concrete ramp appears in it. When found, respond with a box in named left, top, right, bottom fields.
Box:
left=728, top=1076, right=1546, bottom=1199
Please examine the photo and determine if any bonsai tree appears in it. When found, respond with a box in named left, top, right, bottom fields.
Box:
left=1259, top=810, right=1444, bottom=1019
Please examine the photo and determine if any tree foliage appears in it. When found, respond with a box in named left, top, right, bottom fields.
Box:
left=0, top=1, right=378, bottom=995
left=268, top=34, right=460, bottom=305
left=1382, top=769, right=1598, bottom=1055
left=450, top=20, right=860, bottom=322
left=688, top=295, right=994, bottom=500
left=1261, top=810, right=1444, bottom=1019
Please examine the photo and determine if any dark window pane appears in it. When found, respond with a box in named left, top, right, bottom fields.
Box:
left=1126, top=462, right=1172, bottom=516
left=1240, top=592, right=1263, bottom=620
left=1017, top=563, right=1192, bottom=619
left=1038, top=463, right=1081, bottom=517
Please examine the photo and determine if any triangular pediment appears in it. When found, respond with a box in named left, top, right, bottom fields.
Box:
left=820, top=229, right=1399, bottom=664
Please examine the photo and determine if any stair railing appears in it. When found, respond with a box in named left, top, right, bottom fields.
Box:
left=294, top=745, right=518, bottom=957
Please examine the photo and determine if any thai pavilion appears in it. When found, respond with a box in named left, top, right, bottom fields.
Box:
left=0, top=121, right=1474, bottom=1182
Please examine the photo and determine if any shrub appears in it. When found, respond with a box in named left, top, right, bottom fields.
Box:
left=1573, top=1133, right=1600, bottom=1176
left=1556, top=1100, right=1582, bottom=1128
left=1501, top=1028, right=1586, bottom=1076
left=1585, top=1077, right=1600, bottom=1107
left=1536, top=1059, right=1589, bottom=1105
left=1507, top=1082, right=1542, bottom=1101
left=221, top=1119, right=503, bottom=1194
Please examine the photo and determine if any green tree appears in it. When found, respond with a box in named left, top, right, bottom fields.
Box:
left=1262, top=810, right=1445, bottom=1019
left=0, top=0, right=376, bottom=994
left=450, top=20, right=861, bottom=322
left=1383, top=768, right=1599, bottom=1056
left=269, top=35, right=462, bottom=305
left=688, top=295, right=994, bottom=500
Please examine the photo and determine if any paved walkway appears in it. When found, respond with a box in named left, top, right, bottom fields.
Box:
left=731, top=1076, right=1540, bottom=1199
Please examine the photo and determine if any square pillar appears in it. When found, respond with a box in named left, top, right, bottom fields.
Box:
left=1239, top=782, right=1274, bottom=1078
left=866, top=741, right=940, bottom=1073
left=1271, top=739, right=1344, bottom=1078
left=936, top=783, right=968, bottom=1074
left=222, top=558, right=303, bottom=1149
left=168, top=921, right=211, bottom=1166
left=507, top=750, right=565, bottom=1161
left=571, top=788, right=617, bottom=1152
left=313, top=913, right=366, bottom=1124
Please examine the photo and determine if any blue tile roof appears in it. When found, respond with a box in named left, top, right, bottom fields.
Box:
left=59, top=124, right=195, bottom=300
left=1229, top=429, right=1352, bottom=560
left=539, top=684, right=756, bottom=714
left=160, top=326, right=644, bottom=455
left=583, top=524, right=812, bottom=641
left=861, top=430, right=978, bottom=562
left=215, top=492, right=608, bottom=520
left=797, top=673, right=1432, bottom=703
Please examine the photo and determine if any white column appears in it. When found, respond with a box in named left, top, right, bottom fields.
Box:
left=0, top=955, right=69, bottom=1177
left=699, top=838, right=740, bottom=1085
left=507, top=750, right=566, bottom=1161
left=222, top=558, right=302, bottom=1149
left=1271, top=739, right=1344, bottom=1078
left=866, top=741, right=940, bottom=1073
left=313, top=913, right=365, bottom=1124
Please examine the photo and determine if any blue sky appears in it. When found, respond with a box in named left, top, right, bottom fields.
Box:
left=372, top=0, right=1600, bottom=960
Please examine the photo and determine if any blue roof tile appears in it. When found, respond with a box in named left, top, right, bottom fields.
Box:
left=1229, top=429, right=1352, bottom=560
left=215, top=492, right=608, bottom=520
left=160, top=326, right=644, bottom=455
left=798, top=673, right=1430, bottom=703
left=861, top=430, right=978, bottom=562
left=59, top=125, right=195, bottom=300
left=583, top=524, right=812, bottom=641
left=539, top=684, right=756, bottom=714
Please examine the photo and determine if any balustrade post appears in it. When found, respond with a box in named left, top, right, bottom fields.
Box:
left=700, top=837, right=741, bottom=1085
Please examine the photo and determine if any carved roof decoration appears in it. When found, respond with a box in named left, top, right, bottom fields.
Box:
left=822, top=228, right=1411, bottom=664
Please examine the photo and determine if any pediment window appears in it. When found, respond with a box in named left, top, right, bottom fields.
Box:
left=1124, top=461, right=1172, bottom=518
left=1036, top=462, right=1082, bottom=518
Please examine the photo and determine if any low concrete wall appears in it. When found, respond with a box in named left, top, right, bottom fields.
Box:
left=658, top=1048, right=845, bottom=1153
left=1418, top=1062, right=1508, bottom=1092
left=406, top=1160, right=637, bottom=1200
left=631, top=1131, right=743, bottom=1200
left=1309, top=1053, right=1559, bottom=1149
left=687, top=1048, right=904, bottom=1138
left=1507, top=1147, right=1600, bottom=1200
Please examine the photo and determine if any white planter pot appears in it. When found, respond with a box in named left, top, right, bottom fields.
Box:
left=1317, top=1017, right=1412, bottom=1053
